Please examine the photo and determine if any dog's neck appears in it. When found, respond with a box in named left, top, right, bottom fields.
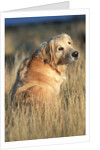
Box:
left=56, top=65, right=66, bottom=74
left=30, top=55, right=67, bottom=81
left=34, top=51, right=66, bottom=73
left=56, top=65, right=67, bottom=80
left=34, top=49, right=67, bottom=75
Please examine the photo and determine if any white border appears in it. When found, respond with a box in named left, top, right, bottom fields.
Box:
left=0, top=9, right=89, bottom=149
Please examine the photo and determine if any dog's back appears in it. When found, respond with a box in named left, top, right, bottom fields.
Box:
left=10, top=57, right=63, bottom=104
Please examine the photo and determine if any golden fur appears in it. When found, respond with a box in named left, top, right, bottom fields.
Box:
left=10, top=33, right=79, bottom=104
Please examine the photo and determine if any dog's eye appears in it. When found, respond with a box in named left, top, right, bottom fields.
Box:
left=68, top=41, right=71, bottom=45
left=58, top=47, right=64, bottom=51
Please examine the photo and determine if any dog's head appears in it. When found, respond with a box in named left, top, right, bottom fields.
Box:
left=36, top=33, right=79, bottom=67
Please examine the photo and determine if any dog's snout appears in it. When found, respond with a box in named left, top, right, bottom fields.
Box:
left=72, top=51, right=79, bottom=58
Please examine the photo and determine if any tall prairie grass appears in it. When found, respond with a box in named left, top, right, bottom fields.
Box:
left=5, top=20, right=85, bottom=142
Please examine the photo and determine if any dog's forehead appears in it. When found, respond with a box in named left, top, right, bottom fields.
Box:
left=48, top=34, right=73, bottom=46
left=61, top=33, right=72, bottom=40
left=54, top=34, right=72, bottom=45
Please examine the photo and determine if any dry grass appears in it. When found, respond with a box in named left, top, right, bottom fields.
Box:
left=5, top=20, right=85, bottom=142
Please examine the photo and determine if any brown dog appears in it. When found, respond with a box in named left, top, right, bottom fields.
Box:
left=10, top=33, right=79, bottom=104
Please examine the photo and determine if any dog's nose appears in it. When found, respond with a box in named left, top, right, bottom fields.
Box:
left=72, top=51, right=79, bottom=58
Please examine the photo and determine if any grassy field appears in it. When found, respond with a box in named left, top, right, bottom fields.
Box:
left=5, top=19, right=86, bottom=142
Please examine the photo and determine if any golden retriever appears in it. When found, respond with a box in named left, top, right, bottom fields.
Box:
left=10, top=33, right=79, bottom=104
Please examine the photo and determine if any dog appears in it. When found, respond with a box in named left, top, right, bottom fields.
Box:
left=10, top=33, right=79, bottom=104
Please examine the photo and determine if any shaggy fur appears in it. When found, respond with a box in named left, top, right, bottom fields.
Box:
left=10, top=33, right=79, bottom=104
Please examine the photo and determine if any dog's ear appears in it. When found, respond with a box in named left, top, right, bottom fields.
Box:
left=48, top=39, right=57, bottom=68
left=36, top=42, right=51, bottom=63
left=34, top=40, right=57, bottom=68
left=38, top=42, right=48, bottom=53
